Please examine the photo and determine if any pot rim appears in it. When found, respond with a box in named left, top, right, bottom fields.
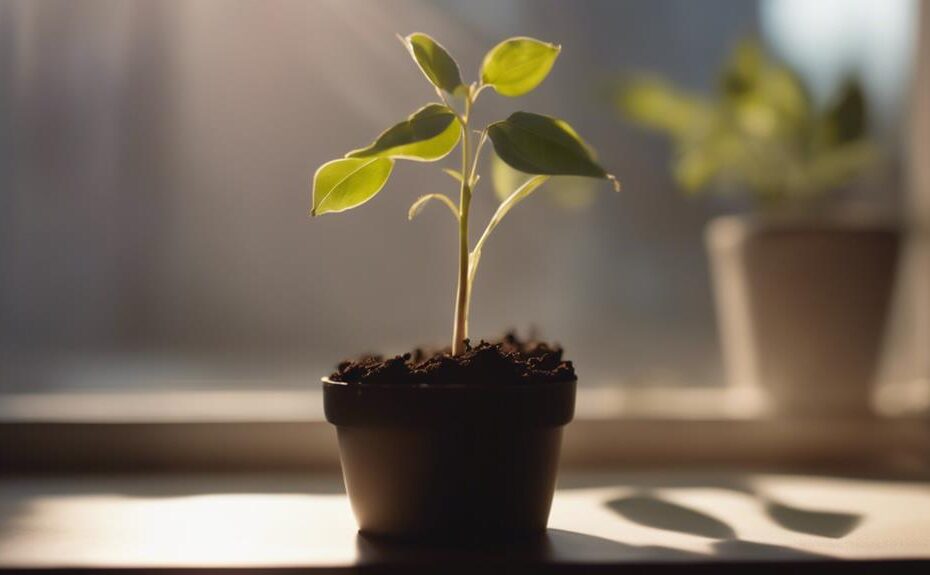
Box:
left=320, top=376, right=577, bottom=389
left=705, top=212, right=903, bottom=252
left=708, top=212, right=902, bottom=233
left=322, top=376, right=577, bottom=428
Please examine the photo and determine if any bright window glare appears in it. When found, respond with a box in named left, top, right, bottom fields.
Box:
left=761, top=0, right=918, bottom=129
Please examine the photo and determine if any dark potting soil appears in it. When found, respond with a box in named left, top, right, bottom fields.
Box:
left=329, top=332, right=575, bottom=386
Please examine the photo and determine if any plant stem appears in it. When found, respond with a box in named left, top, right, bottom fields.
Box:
left=451, top=96, right=472, bottom=355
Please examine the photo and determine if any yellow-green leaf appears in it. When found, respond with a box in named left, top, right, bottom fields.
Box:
left=347, top=104, right=461, bottom=162
left=402, top=33, right=464, bottom=95
left=487, top=112, right=618, bottom=189
left=469, top=175, right=549, bottom=286
left=480, top=36, right=560, bottom=97
left=803, top=140, right=877, bottom=193
left=407, top=193, right=459, bottom=221
left=442, top=168, right=464, bottom=182
left=619, top=77, right=716, bottom=138
left=491, top=151, right=531, bottom=202
left=816, top=79, right=867, bottom=148
left=491, top=152, right=596, bottom=209
left=311, top=157, right=393, bottom=216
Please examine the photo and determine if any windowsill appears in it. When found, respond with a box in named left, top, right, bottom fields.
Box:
left=2, top=386, right=929, bottom=475
left=3, top=380, right=928, bottom=422
left=0, top=385, right=769, bottom=424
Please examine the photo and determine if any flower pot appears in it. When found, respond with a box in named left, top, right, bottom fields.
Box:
left=706, top=214, right=901, bottom=418
left=323, top=377, right=576, bottom=541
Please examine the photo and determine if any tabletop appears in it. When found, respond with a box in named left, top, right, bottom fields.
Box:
left=2, top=471, right=929, bottom=573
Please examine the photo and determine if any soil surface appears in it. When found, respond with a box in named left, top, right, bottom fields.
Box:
left=329, top=332, right=575, bottom=386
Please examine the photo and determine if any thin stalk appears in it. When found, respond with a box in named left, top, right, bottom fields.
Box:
left=451, top=96, right=472, bottom=355
left=460, top=129, right=488, bottom=333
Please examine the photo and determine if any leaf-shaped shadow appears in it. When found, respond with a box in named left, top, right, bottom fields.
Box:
left=606, top=494, right=736, bottom=540
left=764, top=500, right=861, bottom=539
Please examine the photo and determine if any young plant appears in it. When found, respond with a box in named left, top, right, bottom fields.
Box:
left=619, top=39, right=874, bottom=206
left=312, top=33, right=618, bottom=355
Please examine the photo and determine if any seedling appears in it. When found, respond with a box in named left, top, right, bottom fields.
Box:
left=312, top=34, right=618, bottom=355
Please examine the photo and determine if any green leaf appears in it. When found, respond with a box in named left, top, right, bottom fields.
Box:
left=491, top=151, right=531, bottom=202
left=480, top=37, right=560, bottom=97
left=674, top=137, right=734, bottom=193
left=620, top=77, right=716, bottom=139
left=804, top=140, right=877, bottom=193
left=408, top=193, right=459, bottom=220
left=721, top=39, right=766, bottom=98
left=442, top=168, right=464, bottom=182
left=347, top=104, right=461, bottom=162
left=491, top=152, right=596, bottom=209
left=311, top=157, right=393, bottom=216
left=401, top=33, right=465, bottom=95
left=817, top=78, right=868, bottom=148
left=721, top=39, right=811, bottom=136
left=469, top=175, right=549, bottom=286
left=487, top=112, right=618, bottom=189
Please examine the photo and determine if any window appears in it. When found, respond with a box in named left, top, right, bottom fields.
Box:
left=0, top=0, right=923, bottom=432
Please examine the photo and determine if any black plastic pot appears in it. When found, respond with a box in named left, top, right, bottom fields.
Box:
left=323, top=378, right=576, bottom=541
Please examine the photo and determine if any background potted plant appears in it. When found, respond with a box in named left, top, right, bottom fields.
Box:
left=311, top=33, right=618, bottom=540
left=620, top=40, right=900, bottom=418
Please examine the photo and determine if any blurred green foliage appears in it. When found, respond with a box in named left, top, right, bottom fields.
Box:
left=619, top=39, right=875, bottom=206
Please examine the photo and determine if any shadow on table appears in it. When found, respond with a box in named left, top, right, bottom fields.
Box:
left=566, top=473, right=862, bottom=539
left=761, top=496, right=860, bottom=538
left=355, top=527, right=930, bottom=574
left=607, top=494, right=736, bottom=539
left=356, top=527, right=706, bottom=567
left=605, top=492, right=836, bottom=560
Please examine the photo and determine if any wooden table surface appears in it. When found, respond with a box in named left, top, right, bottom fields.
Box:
left=2, top=471, right=930, bottom=573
